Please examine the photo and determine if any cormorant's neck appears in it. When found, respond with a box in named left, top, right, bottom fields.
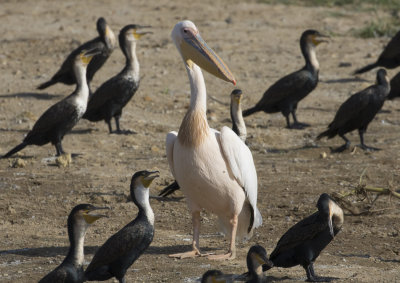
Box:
left=124, top=40, right=140, bottom=83
left=105, top=28, right=116, bottom=50
left=302, top=43, right=319, bottom=74
left=74, top=65, right=89, bottom=100
left=64, top=220, right=87, bottom=267
left=178, top=63, right=209, bottom=147
left=230, top=101, right=246, bottom=142
left=133, top=184, right=154, bottom=225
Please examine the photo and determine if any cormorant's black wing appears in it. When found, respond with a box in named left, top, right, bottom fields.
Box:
left=270, top=212, right=327, bottom=259
left=378, top=30, right=400, bottom=62
left=257, top=70, right=311, bottom=107
left=85, top=220, right=149, bottom=273
left=85, top=75, right=121, bottom=112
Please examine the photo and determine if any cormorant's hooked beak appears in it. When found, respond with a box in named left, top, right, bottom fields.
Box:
left=83, top=206, right=110, bottom=224
left=312, top=33, right=330, bottom=45
left=133, top=25, right=153, bottom=39
left=180, top=29, right=236, bottom=85
left=80, top=48, right=102, bottom=65
left=142, top=170, right=160, bottom=188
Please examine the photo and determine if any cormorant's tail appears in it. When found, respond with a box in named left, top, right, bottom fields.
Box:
left=2, top=142, right=27, bottom=158
left=242, top=106, right=260, bottom=117
left=158, top=181, right=180, bottom=197
left=316, top=129, right=330, bottom=140
left=353, top=62, right=379, bottom=75
left=37, top=79, right=56, bottom=90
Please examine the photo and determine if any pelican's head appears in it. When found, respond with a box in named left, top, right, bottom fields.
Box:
left=171, top=20, right=236, bottom=85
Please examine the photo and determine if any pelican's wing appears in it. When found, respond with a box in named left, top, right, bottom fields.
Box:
left=219, top=126, right=262, bottom=228
left=166, top=131, right=178, bottom=178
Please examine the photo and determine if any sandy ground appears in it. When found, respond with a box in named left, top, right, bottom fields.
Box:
left=0, top=0, right=399, bottom=282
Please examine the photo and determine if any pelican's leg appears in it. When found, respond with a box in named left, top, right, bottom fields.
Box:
left=208, top=214, right=237, bottom=260
left=169, top=211, right=202, bottom=259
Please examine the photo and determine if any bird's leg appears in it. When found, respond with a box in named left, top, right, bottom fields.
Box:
left=358, top=130, right=380, bottom=151
left=118, top=276, right=126, bottom=283
left=113, top=115, right=135, bottom=135
left=290, top=109, right=310, bottom=129
left=106, top=119, right=113, bottom=134
left=305, top=262, right=331, bottom=282
left=169, top=211, right=203, bottom=259
left=331, top=134, right=350, bottom=153
left=208, top=214, right=237, bottom=260
left=55, top=142, right=65, bottom=156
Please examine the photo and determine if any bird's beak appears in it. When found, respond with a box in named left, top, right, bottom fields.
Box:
left=143, top=170, right=160, bottom=187
left=180, top=30, right=236, bottom=85
left=312, top=33, right=330, bottom=45
left=133, top=25, right=153, bottom=40
left=328, top=204, right=334, bottom=238
left=83, top=206, right=110, bottom=224
left=235, top=94, right=242, bottom=104
left=80, top=48, right=101, bottom=65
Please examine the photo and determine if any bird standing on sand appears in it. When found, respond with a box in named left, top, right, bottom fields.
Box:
left=243, top=30, right=328, bottom=129
left=354, top=30, right=400, bottom=75
left=317, top=69, right=390, bottom=152
left=387, top=71, right=400, bottom=100
left=159, top=88, right=247, bottom=198
left=39, top=204, right=108, bottom=283
left=166, top=21, right=262, bottom=260
left=84, top=170, right=158, bottom=283
left=3, top=49, right=98, bottom=158
left=83, top=25, right=151, bottom=134
left=37, top=17, right=116, bottom=90
left=265, top=193, right=343, bottom=282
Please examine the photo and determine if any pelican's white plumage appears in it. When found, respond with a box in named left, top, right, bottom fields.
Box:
left=166, top=20, right=262, bottom=260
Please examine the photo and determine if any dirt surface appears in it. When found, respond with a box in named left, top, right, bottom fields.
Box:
left=0, top=0, right=399, bottom=282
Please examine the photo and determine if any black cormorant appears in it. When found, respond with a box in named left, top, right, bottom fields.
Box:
left=39, top=204, right=108, bottom=283
left=200, top=245, right=273, bottom=283
left=354, top=30, right=400, bottom=75
left=2, top=49, right=98, bottom=158
left=317, top=69, right=390, bottom=152
left=82, top=25, right=151, bottom=134
left=265, top=193, right=343, bottom=282
left=158, top=88, right=246, bottom=197
left=37, top=17, right=115, bottom=90
left=84, top=170, right=158, bottom=283
left=387, top=71, right=400, bottom=100
left=243, top=30, right=328, bottom=129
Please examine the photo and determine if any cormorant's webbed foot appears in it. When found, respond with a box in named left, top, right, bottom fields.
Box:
left=288, top=122, right=310, bottom=130
left=305, top=262, right=333, bottom=282
left=330, top=142, right=350, bottom=153
left=359, top=144, right=380, bottom=151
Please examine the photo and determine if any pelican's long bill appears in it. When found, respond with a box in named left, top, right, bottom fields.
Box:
left=178, top=24, right=236, bottom=85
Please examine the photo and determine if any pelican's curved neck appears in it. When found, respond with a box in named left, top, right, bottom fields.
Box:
left=187, top=63, right=207, bottom=113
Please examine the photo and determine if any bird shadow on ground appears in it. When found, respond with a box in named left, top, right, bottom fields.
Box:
left=265, top=144, right=320, bottom=154
left=338, top=253, right=400, bottom=263
left=0, top=92, right=62, bottom=100
left=321, top=77, right=370, bottom=84
left=70, top=129, right=97, bottom=135
left=0, top=246, right=100, bottom=258
left=0, top=128, right=29, bottom=133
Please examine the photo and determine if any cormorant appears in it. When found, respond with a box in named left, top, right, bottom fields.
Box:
left=158, top=88, right=247, bottom=198
left=82, top=25, right=151, bottom=134
left=265, top=193, right=343, bottom=282
left=200, top=245, right=273, bottom=283
left=354, top=30, right=400, bottom=75
left=387, top=71, right=400, bottom=100
left=243, top=30, right=328, bottom=129
left=84, top=170, right=158, bottom=283
left=2, top=49, right=98, bottom=158
left=317, top=69, right=390, bottom=152
left=39, top=204, right=108, bottom=283
left=37, top=17, right=116, bottom=90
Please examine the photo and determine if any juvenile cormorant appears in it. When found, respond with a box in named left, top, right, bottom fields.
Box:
left=317, top=69, right=390, bottom=152
left=37, top=17, right=116, bottom=90
left=265, top=193, right=343, bottom=282
left=200, top=245, right=273, bottom=283
left=82, top=25, right=150, bottom=134
left=354, top=30, right=400, bottom=74
left=387, top=71, right=400, bottom=100
left=84, top=170, right=158, bottom=283
left=159, top=88, right=247, bottom=198
left=39, top=204, right=108, bottom=283
left=243, top=30, right=328, bottom=129
left=167, top=20, right=262, bottom=260
left=2, top=50, right=98, bottom=158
